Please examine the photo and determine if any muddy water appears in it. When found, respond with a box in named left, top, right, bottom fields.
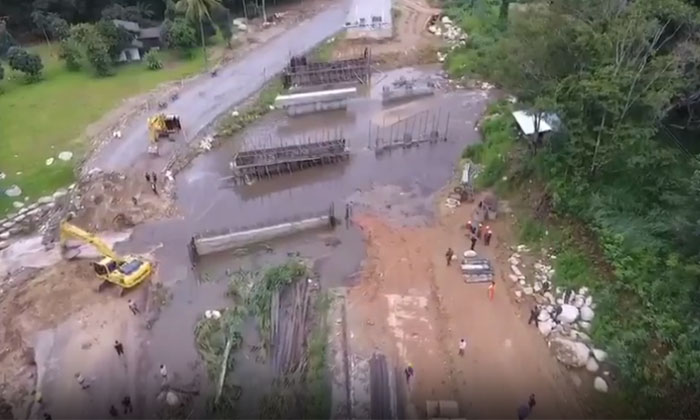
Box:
left=35, top=67, right=492, bottom=419
left=145, top=67, right=490, bottom=418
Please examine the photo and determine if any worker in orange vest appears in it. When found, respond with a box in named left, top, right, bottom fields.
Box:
left=488, top=281, right=495, bottom=301
left=484, top=227, right=493, bottom=246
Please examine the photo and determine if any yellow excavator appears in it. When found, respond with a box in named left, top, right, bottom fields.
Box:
left=60, top=221, right=153, bottom=293
left=147, top=113, right=182, bottom=155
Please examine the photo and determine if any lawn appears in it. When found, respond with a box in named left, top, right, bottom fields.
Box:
left=0, top=44, right=206, bottom=215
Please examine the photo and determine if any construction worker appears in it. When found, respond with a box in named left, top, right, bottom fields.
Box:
left=466, top=220, right=473, bottom=233
left=160, top=364, right=168, bottom=380
left=477, top=222, right=484, bottom=239
left=127, top=299, right=139, bottom=315
left=114, top=340, right=124, bottom=357
left=445, top=248, right=454, bottom=266
left=109, top=405, right=118, bottom=417
left=528, top=306, right=539, bottom=327
left=122, top=396, right=133, bottom=414
left=458, top=338, right=467, bottom=356
left=488, top=281, right=495, bottom=301
left=404, top=364, right=414, bottom=384
left=470, top=234, right=477, bottom=251
left=484, top=227, right=493, bottom=246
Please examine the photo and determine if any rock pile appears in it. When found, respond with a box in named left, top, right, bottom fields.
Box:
left=428, top=16, right=468, bottom=52
left=509, top=245, right=611, bottom=393
left=0, top=187, right=72, bottom=250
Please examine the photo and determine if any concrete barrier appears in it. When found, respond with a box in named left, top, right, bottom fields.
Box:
left=194, top=216, right=333, bottom=256
left=275, top=87, right=358, bottom=116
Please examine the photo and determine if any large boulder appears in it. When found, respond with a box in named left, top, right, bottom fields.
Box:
left=580, top=306, right=595, bottom=322
left=586, top=357, right=599, bottom=372
left=593, top=376, right=608, bottom=393
left=538, top=310, right=551, bottom=322
left=550, top=337, right=590, bottom=368
left=592, top=348, right=608, bottom=362
left=557, top=304, right=579, bottom=324
left=538, top=319, right=554, bottom=336
left=573, top=295, right=585, bottom=308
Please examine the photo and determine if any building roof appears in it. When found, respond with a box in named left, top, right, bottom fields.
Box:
left=139, top=26, right=161, bottom=40
left=512, top=110, right=553, bottom=136
left=112, top=19, right=140, bottom=32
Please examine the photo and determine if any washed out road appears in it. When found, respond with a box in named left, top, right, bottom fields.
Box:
left=89, top=1, right=350, bottom=173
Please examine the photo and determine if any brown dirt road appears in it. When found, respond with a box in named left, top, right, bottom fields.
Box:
left=346, top=192, right=588, bottom=418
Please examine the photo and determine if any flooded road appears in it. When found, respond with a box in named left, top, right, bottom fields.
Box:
left=35, top=67, right=493, bottom=419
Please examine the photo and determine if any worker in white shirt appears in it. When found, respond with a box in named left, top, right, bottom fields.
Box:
left=458, top=338, right=467, bottom=356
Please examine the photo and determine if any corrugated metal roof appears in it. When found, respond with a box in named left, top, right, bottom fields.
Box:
left=512, top=110, right=553, bottom=136
left=139, top=26, right=161, bottom=39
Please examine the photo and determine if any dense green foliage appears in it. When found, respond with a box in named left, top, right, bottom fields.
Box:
left=451, top=0, right=700, bottom=416
left=248, top=260, right=308, bottom=345
left=31, top=11, right=70, bottom=42
left=58, top=38, right=82, bottom=71
left=166, top=18, right=199, bottom=56
left=6, top=46, right=44, bottom=81
left=144, top=50, right=163, bottom=70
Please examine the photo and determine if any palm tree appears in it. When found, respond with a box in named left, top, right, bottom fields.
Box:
left=176, top=0, right=222, bottom=69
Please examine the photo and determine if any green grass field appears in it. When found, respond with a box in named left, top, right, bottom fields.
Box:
left=0, top=44, right=206, bottom=215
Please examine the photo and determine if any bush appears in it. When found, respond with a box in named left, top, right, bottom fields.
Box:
left=58, top=38, right=82, bottom=71
left=167, top=18, right=197, bottom=57
left=84, top=36, right=113, bottom=76
left=0, top=64, right=4, bottom=81
left=6, top=47, right=44, bottom=81
left=95, top=20, right=134, bottom=59
left=144, top=50, right=163, bottom=70
left=69, top=23, right=94, bottom=45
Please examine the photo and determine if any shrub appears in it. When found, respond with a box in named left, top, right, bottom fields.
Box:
left=96, top=20, right=134, bottom=59
left=167, top=18, right=197, bottom=57
left=7, top=47, right=44, bottom=81
left=84, top=36, right=113, bottom=76
left=144, top=50, right=163, bottom=70
left=58, top=38, right=82, bottom=71
left=0, top=64, right=4, bottom=81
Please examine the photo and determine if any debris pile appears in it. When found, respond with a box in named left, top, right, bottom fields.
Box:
left=428, top=16, right=467, bottom=50
left=509, top=245, right=612, bottom=393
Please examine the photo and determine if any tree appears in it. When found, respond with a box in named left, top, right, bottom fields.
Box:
left=167, top=18, right=198, bottom=56
left=95, top=19, right=134, bottom=58
left=7, top=47, right=44, bottom=81
left=84, top=34, right=112, bottom=76
left=31, top=11, right=69, bottom=46
left=211, top=4, right=233, bottom=48
left=175, top=0, right=222, bottom=69
left=58, top=38, right=82, bottom=71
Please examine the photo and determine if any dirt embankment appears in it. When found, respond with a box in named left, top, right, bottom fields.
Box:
left=345, top=192, right=589, bottom=419
left=332, top=0, right=443, bottom=68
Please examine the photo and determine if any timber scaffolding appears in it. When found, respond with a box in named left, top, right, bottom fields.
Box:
left=370, top=108, right=451, bottom=154
left=229, top=130, right=350, bottom=184
left=281, top=49, right=372, bottom=91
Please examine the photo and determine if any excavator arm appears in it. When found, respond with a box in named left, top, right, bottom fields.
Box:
left=59, top=222, right=123, bottom=262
